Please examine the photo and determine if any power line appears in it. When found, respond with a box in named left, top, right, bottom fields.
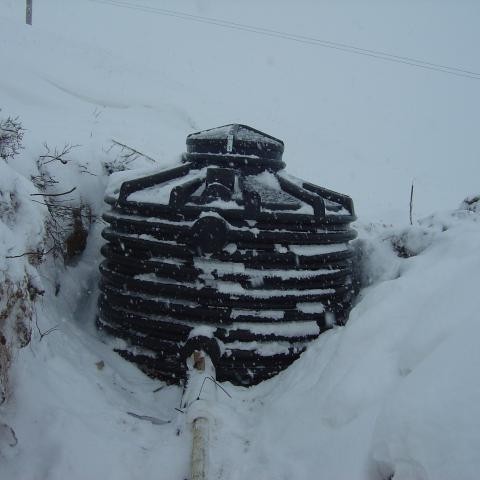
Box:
left=88, top=0, right=480, bottom=81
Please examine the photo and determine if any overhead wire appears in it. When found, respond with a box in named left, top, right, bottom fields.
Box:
left=88, top=0, right=480, bottom=81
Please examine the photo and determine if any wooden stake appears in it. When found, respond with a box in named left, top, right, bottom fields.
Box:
left=26, top=0, right=32, bottom=25
left=193, top=350, right=206, bottom=371
left=409, top=181, right=414, bottom=226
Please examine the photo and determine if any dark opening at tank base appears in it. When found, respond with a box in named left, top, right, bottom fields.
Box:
left=98, top=124, right=357, bottom=386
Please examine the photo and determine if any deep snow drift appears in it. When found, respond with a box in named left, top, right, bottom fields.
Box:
left=1, top=1, right=480, bottom=479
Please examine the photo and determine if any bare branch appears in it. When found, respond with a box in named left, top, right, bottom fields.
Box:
left=78, top=163, right=97, bottom=176
left=34, top=310, right=59, bottom=341
left=126, top=411, right=170, bottom=425
left=38, top=142, right=80, bottom=166
left=30, top=187, right=77, bottom=197
left=0, top=116, right=25, bottom=161
left=6, top=246, right=55, bottom=259
left=104, top=139, right=158, bottom=174
left=111, top=139, right=157, bottom=164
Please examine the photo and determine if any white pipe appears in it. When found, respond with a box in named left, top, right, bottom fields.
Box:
left=186, top=351, right=215, bottom=480
left=191, top=416, right=209, bottom=480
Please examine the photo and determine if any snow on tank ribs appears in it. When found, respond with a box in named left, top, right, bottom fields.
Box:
left=98, top=124, right=357, bottom=385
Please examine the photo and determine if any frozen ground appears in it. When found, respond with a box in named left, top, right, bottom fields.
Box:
left=1, top=1, right=480, bottom=479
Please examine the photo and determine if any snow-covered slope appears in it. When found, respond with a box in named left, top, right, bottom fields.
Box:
left=1, top=1, right=480, bottom=479
left=3, top=0, right=480, bottom=222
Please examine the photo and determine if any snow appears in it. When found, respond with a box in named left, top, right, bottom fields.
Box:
left=187, top=124, right=234, bottom=140
left=230, top=309, right=284, bottom=320
left=1, top=1, right=480, bottom=479
left=197, top=199, right=239, bottom=209
left=296, top=302, right=325, bottom=314
left=0, top=162, right=45, bottom=282
left=226, top=321, right=319, bottom=337
left=215, top=280, right=335, bottom=298
left=220, top=340, right=300, bottom=356
left=289, top=243, right=350, bottom=255
left=128, top=168, right=206, bottom=204
left=250, top=170, right=281, bottom=190
left=195, top=258, right=246, bottom=275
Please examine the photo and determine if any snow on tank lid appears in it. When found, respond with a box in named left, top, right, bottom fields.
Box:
left=186, top=124, right=284, bottom=161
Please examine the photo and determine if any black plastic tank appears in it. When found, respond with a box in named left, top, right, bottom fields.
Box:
left=98, top=124, right=357, bottom=385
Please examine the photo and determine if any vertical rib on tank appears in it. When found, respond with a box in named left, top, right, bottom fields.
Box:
left=98, top=124, right=357, bottom=385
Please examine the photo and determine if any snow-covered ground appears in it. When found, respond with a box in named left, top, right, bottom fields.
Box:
left=1, top=1, right=480, bottom=479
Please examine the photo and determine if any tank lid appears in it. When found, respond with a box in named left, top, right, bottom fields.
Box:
left=186, top=124, right=284, bottom=161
